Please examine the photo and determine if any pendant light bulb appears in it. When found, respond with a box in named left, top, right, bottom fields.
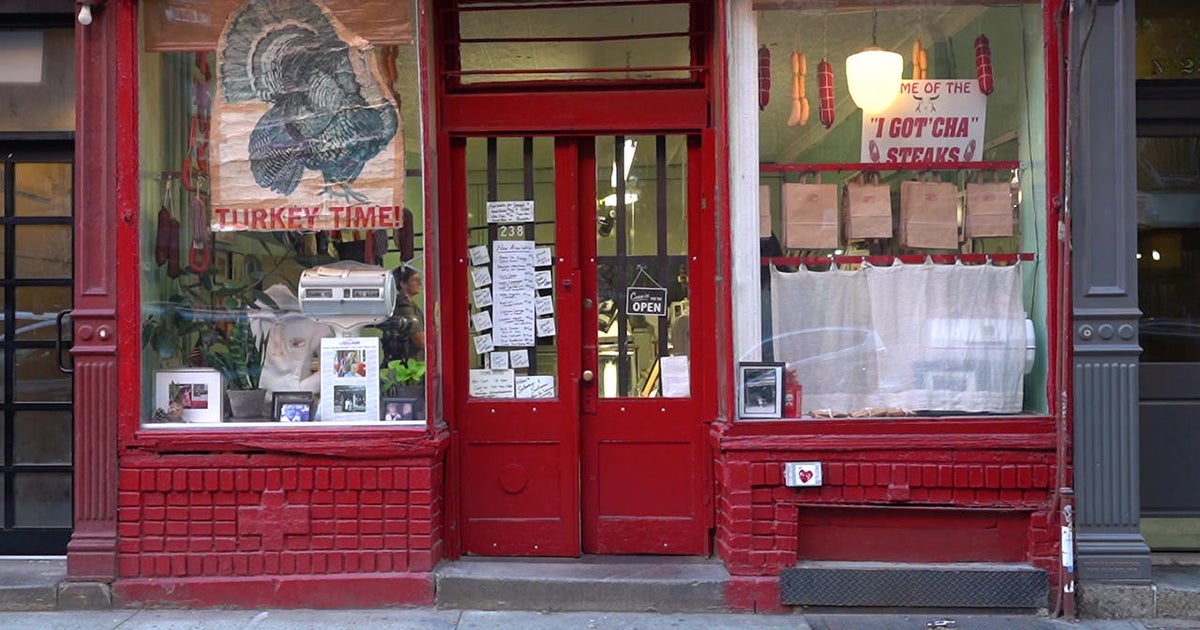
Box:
left=77, top=4, right=93, bottom=25
left=846, top=47, right=904, bottom=113
left=845, top=9, right=903, bottom=113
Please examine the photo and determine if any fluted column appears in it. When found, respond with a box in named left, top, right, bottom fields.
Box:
left=66, top=0, right=123, bottom=582
left=1071, top=0, right=1150, bottom=583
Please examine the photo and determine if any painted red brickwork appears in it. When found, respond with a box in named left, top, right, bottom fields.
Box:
left=714, top=426, right=1064, bottom=612
left=112, top=444, right=445, bottom=608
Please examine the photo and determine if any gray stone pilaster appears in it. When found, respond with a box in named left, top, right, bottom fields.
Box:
left=1071, top=0, right=1150, bottom=583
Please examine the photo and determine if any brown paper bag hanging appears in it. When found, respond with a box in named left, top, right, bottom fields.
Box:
left=965, top=180, right=1014, bottom=238
left=782, top=177, right=839, bottom=249
left=759, top=184, right=773, bottom=239
left=844, top=174, right=893, bottom=240
left=899, top=177, right=959, bottom=250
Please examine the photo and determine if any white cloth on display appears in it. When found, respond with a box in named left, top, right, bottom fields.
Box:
left=769, top=262, right=1025, bottom=415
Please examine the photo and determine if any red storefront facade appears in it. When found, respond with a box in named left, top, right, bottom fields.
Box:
left=65, top=0, right=1071, bottom=612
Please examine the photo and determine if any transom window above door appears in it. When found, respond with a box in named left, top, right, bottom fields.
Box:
left=438, top=0, right=708, bottom=88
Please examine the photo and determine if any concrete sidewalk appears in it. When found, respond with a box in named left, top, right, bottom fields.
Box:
left=0, top=609, right=1194, bottom=630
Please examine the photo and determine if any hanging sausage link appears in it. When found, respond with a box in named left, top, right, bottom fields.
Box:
left=758, top=45, right=771, bottom=111
left=975, top=34, right=994, bottom=95
left=817, top=58, right=835, bottom=129
left=787, top=50, right=809, bottom=127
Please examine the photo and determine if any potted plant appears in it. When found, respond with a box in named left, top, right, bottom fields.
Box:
left=381, top=358, right=426, bottom=416
left=202, top=315, right=270, bottom=419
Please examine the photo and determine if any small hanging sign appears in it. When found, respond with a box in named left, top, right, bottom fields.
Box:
left=626, top=265, right=668, bottom=316
left=626, top=287, right=667, bottom=316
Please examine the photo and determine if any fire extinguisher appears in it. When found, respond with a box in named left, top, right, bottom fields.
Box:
left=784, top=369, right=803, bottom=418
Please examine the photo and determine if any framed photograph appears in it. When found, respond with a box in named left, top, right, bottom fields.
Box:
left=154, top=368, right=223, bottom=424
left=381, top=398, right=418, bottom=422
left=272, top=391, right=314, bottom=423
left=738, top=362, right=784, bottom=419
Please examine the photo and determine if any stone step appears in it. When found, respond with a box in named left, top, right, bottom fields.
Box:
left=434, top=556, right=729, bottom=613
left=0, top=558, right=64, bottom=611
left=781, top=561, right=1049, bottom=610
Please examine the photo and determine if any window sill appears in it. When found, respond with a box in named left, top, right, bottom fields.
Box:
left=129, top=422, right=447, bottom=458
left=715, top=414, right=1057, bottom=452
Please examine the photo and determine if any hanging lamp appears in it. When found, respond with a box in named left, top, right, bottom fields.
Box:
left=845, top=9, right=903, bottom=113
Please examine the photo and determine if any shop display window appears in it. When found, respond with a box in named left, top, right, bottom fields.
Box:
left=137, top=0, right=426, bottom=427
left=741, top=1, right=1049, bottom=419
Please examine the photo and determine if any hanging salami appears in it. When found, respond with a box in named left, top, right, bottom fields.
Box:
left=975, top=34, right=994, bottom=95
left=817, top=59, right=835, bottom=128
left=758, top=45, right=771, bottom=111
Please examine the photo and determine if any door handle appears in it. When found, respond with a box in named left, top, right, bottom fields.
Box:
left=581, top=369, right=595, bottom=382
left=55, top=310, right=73, bottom=374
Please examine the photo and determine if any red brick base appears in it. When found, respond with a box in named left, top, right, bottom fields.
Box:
left=113, top=572, right=434, bottom=608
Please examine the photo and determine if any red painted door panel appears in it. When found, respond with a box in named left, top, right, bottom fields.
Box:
left=456, top=134, right=710, bottom=557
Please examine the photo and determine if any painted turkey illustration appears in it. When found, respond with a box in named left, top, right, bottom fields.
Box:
left=219, top=0, right=399, bottom=202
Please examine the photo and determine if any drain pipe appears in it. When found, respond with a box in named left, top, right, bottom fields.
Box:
left=1059, top=488, right=1077, bottom=619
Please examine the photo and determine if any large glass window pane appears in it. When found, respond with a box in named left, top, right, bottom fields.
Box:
left=1137, top=136, right=1200, bottom=362
left=464, top=137, right=558, bottom=400
left=13, top=473, right=71, bottom=527
left=15, top=287, right=71, bottom=342
left=14, top=225, right=71, bottom=279
left=138, top=1, right=426, bottom=427
left=13, top=411, right=72, bottom=465
left=596, top=135, right=689, bottom=398
left=746, top=2, right=1047, bottom=419
left=456, top=2, right=692, bottom=84
left=14, top=347, right=70, bottom=403
left=14, top=162, right=72, bottom=217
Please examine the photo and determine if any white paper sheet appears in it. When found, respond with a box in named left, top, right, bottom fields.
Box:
left=318, top=337, right=381, bottom=422
left=468, top=244, right=490, bottom=266
left=515, top=375, right=556, bottom=399
left=660, top=355, right=691, bottom=397
left=486, top=200, right=535, bottom=223
left=473, top=333, right=495, bottom=354
left=492, top=240, right=536, bottom=347
left=536, top=316, right=556, bottom=338
left=489, top=351, right=510, bottom=369
left=534, top=270, right=553, bottom=290
left=471, top=266, right=492, bottom=288
left=469, top=369, right=515, bottom=398
left=472, top=287, right=493, bottom=308
left=535, top=295, right=554, bottom=316
left=534, top=247, right=553, bottom=267
left=471, top=310, right=493, bottom=332
left=509, top=349, right=530, bottom=368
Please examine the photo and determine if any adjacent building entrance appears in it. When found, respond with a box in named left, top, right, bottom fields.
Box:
left=452, top=133, right=712, bottom=556
left=0, top=140, right=74, bottom=554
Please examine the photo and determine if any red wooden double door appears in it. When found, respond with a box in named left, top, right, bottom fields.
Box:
left=450, top=131, right=713, bottom=556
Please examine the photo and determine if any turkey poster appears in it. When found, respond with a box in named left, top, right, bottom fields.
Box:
left=209, top=0, right=404, bottom=232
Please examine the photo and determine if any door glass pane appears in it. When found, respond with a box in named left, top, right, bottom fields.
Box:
left=14, top=347, right=70, bottom=402
left=13, top=411, right=72, bottom=465
left=15, top=225, right=71, bottom=279
left=596, top=135, right=689, bottom=398
left=15, top=287, right=71, bottom=341
left=465, top=137, right=559, bottom=399
left=1137, top=136, right=1200, bottom=362
left=14, top=162, right=72, bottom=217
left=13, top=473, right=71, bottom=527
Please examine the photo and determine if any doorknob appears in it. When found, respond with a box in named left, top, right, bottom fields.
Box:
left=582, top=370, right=595, bottom=382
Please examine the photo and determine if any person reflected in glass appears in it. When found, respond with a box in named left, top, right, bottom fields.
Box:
left=378, top=266, right=425, bottom=365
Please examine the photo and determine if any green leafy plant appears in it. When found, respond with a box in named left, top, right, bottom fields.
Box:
left=380, top=358, right=426, bottom=396
left=201, top=316, right=269, bottom=390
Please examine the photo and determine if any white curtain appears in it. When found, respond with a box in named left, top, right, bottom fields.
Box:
left=769, top=262, right=1025, bottom=415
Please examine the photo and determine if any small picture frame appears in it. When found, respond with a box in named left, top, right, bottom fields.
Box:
left=153, top=368, right=223, bottom=424
left=272, top=391, right=314, bottom=423
left=381, top=398, right=418, bottom=422
left=738, top=362, right=784, bottom=419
